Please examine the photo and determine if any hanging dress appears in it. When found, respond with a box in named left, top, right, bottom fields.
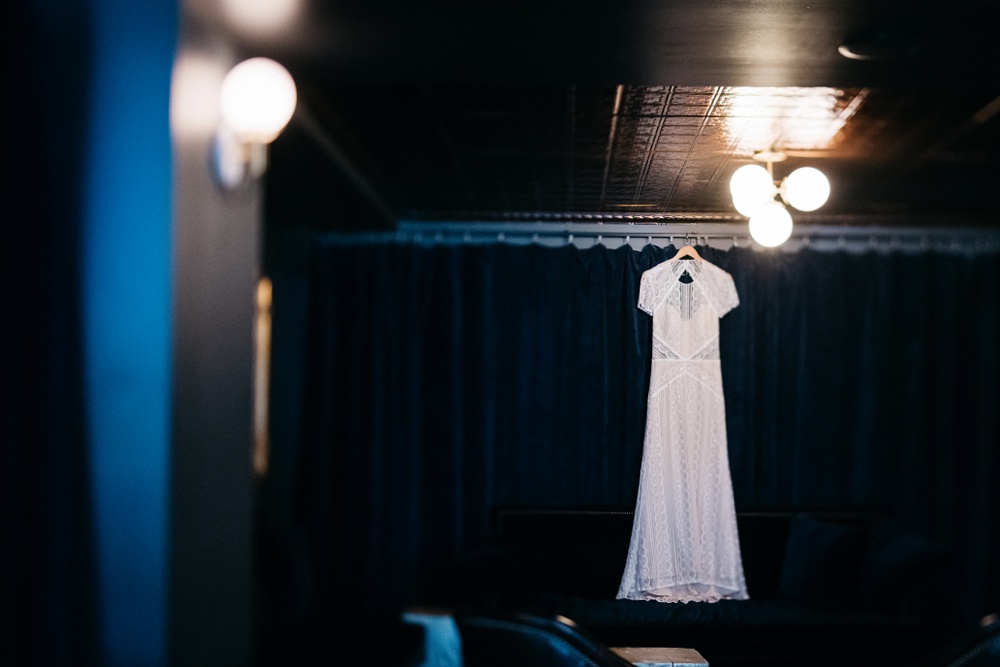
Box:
left=617, top=255, right=749, bottom=603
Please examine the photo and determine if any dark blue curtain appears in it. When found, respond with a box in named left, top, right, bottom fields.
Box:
left=284, top=237, right=1000, bottom=630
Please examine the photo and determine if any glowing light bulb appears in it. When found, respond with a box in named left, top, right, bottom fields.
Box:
left=780, top=166, right=830, bottom=212
left=219, top=57, right=297, bottom=144
left=749, top=201, right=794, bottom=247
left=729, top=164, right=776, bottom=216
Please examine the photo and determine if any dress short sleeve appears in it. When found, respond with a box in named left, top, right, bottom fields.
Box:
left=715, top=268, right=739, bottom=317
left=637, top=268, right=655, bottom=315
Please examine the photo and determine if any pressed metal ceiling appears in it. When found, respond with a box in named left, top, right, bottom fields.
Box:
left=186, top=0, right=1000, bottom=231
left=268, top=83, right=1000, bottom=228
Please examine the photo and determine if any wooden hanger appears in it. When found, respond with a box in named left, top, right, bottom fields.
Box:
left=671, top=244, right=702, bottom=261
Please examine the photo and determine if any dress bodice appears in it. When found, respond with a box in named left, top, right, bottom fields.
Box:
left=638, top=258, right=739, bottom=362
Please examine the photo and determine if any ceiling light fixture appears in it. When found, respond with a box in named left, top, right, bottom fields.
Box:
left=730, top=150, right=830, bottom=248
left=212, top=57, right=298, bottom=190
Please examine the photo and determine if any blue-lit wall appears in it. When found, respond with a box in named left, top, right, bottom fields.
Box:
left=80, top=1, right=176, bottom=664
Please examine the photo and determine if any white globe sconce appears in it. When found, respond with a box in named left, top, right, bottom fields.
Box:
left=780, top=166, right=831, bottom=212
left=212, top=57, right=298, bottom=189
left=729, top=164, right=775, bottom=217
left=748, top=201, right=794, bottom=248
left=730, top=151, right=831, bottom=247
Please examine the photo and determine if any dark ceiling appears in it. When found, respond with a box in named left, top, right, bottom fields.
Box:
left=196, top=1, right=1000, bottom=233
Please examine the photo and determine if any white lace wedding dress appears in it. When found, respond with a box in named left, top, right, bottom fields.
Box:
left=617, top=256, right=749, bottom=603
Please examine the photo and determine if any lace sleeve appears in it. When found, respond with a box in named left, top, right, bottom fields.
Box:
left=700, top=263, right=739, bottom=317
left=715, top=268, right=739, bottom=317
left=637, top=268, right=654, bottom=315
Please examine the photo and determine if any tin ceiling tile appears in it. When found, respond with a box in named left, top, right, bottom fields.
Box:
left=271, top=82, right=1000, bottom=224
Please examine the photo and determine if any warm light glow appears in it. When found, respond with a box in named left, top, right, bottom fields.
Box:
left=253, top=276, right=273, bottom=478
left=170, top=52, right=227, bottom=140
left=223, top=0, right=300, bottom=34
left=749, top=201, right=794, bottom=247
left=723, top=87, right=863, bottom=155
left=780, top=166, right=831, bottom=212
left=219, top=57, right=297, bottom=144
left=729, top=164, right=775, bottom=216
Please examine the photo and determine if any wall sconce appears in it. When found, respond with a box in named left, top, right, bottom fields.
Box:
left=212, top=57, right=297, bottom=189
left=729, top=151, right=830, bottom=247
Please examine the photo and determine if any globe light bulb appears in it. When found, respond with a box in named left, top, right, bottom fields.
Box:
left=219, top=57, right=297, bottom=144
left=729, top=164, right=776, bottom=217
left=749, top=201, right=794, bottom=247
left=780, top=166, right=830, bottom=212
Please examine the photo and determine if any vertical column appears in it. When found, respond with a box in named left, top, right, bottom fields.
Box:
left=169, top=33, right=259, bottom=667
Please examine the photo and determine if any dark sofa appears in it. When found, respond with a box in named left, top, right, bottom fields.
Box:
left=436, top=508, right=954, bottom=667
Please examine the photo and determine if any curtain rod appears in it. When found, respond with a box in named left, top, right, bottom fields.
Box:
left=393, top=220, right=1000, bottom=254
